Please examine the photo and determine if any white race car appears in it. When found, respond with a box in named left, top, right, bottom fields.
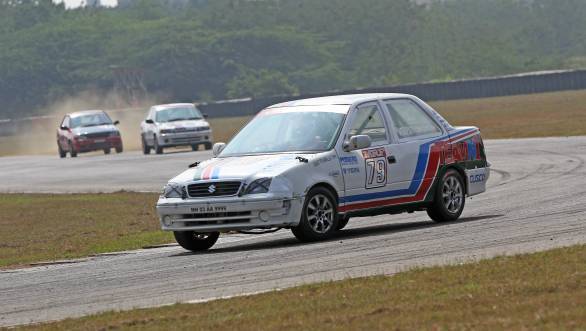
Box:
left=140, top=103, right=213, bottom=154
left=157, top=94, right=490, bottom=251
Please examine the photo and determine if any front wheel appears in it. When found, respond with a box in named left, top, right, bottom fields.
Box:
left=173, top=231, right=220, bottom=251
left=58, top=142, right=67, bottom=158
left=427, top=169, right=465, bottom=223
left=69, top=141, right=77, bottom=158
left=142, top=136, right=151, bottom=155
left=191, top=144, right=198, bottom=151
left=291, top=187, right=339, bottom=242
left=204, top=142, right=212, bottom=150
left=154, top=135, right=163, bottom=154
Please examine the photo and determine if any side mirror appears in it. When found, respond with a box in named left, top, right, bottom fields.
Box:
left=343, top=135, right=372, bottom=152
left=202, top=113, right=209, bottom=119
left=60, top=125, right=69, bottom=131
left=113, top=120, right=120, bottom=125
left=212, top=142, right=226, bottom=157
left=145, top=119, right=154, bottom=124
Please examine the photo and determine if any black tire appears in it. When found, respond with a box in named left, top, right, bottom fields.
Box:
left=204, top=142, right=212, bottom=150
left=191, top=144, right=199, bottom=151
left=173, top=231, right=220, bottom=251
left=103, top=148, right=111, bottom=154
left=69, top=141, right=77, bottom=158
left=58, top=142, right=67, bottom=158
left=337, top=215, right=350, bottom=230
left=154, top=135, right=163, bottom=154
left=291, top=186, right=339, bottom=242
left=142, top=136, right=151, bottom=155
left=115, top=144, right=123, bottom=154
left=427, top=169, right=465, bottom=223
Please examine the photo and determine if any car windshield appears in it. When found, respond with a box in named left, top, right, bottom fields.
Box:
left=220, top=108, right=346, bottom=156
left=70, top=113, right=112, bottom=128
left=155, top=106, right=203, bottom=123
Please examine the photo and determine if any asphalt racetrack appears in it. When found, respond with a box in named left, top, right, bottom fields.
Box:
left=1, top=136, right=586, bottom=327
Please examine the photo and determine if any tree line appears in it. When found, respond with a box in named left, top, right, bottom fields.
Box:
left=1, top=0, right=586, bottom=117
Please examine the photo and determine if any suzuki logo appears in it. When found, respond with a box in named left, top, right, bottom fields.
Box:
left=208, top=184, right=216, bottom=194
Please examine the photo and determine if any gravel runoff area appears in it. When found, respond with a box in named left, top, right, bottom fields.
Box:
left=0, top=136, right=585, bottom=327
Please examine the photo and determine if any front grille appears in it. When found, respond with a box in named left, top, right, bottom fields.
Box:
left=187, top=181, right=241, bottom=198
left=170, top=136, right=202, bottom=144
left=85, top=132, right=110, bottom=139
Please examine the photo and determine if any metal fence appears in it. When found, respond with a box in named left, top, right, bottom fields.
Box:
left=197, top=69, right=586, bottom=118
left=2, top=69, right=586, bottom=136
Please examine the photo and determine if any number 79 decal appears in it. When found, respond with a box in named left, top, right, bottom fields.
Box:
left=362, top=147, right=387, bottom=189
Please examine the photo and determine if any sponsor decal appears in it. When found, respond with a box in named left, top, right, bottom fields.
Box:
left=339, top=155, right=359, bottom=165
left=313, top=155, right=334, bottom=167
left=342, top=167, right=360, bottom=174
left=362, top=147, right=386, bottom=159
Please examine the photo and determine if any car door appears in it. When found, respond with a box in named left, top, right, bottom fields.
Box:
left=337, top=102, right=394, bottom=210
left=381, top=98, right=445, bottom=200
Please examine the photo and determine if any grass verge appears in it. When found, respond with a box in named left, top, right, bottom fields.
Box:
left=17, top=244, right=586, bottom=330
left=0, top=192, right=170, bottom=268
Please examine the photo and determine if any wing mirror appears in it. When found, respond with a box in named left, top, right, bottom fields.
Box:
left=202, top=113, right=209, bottom=119
left=343, top=135, right=372, bottom=152
left=60, top=125, right=69, bottom=131
left=212, top=142, right=226, bottom=157
left=113, top=120, right=120, bottom=125
left=145, top=119, right=154, bottom=124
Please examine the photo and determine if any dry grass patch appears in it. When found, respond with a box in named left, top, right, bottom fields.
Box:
left=431, top=89, right=586, bottom=139
left=19, top=245, right=586, bottom=331
left=0, top=192, right=170, bottom=268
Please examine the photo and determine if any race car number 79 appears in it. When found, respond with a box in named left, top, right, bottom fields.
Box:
left=362, top=147, right=387, bottom=189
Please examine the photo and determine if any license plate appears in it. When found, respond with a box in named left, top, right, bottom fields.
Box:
left=191, top=206, right=227, bottom=213
left=94, top=139, right=105, bottom=143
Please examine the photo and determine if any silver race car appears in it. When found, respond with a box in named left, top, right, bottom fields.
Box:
left=157, top=94, right=490, bottom=251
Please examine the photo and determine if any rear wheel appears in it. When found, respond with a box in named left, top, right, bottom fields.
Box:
left=173, top=231, right=220, bottom=251
left=115, top=144, right=123, bottom=154
left=68, top=141, right=77, bottom=158
left=142, top=136, right=151, bottom=155
left=154, top=135, right=163, bottom=154
left=292, top=187, right=339, bottom=242
left=427, top=169, right=465, bottom=223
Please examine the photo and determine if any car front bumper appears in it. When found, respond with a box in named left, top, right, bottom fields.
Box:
left=156, top=194, right=303, bottom=232
left=74, top=136, right=122, bottom=152
left=158, top=130, right=213, bottom=147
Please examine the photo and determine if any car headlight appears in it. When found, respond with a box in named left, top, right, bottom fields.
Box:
left=197, top=126, right=210, bottom=132
left=242, top=178, right=272, bottom=195
left=162, top=183, right=185, bottom=199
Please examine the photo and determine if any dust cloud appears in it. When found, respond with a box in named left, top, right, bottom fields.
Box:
left=0, top=91, right=164, bottom=157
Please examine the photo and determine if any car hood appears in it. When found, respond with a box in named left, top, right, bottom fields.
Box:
left=72, top=125, right=118, bottom=135
left=170, top=153, right=322, bottom=184
left=157, top=120, right=208, bottom=130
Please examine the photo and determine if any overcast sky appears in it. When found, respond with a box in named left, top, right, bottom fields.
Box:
left=54, top=0, right=118, bottom=8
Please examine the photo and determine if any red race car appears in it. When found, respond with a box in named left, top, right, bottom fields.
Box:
left=56, top=110, right=123, bottom=158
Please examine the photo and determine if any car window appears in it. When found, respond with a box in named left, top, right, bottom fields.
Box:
left=155, top=106, right=202, bottom=123
left=384, top=99, right=442, bottom=140
left=347, top=104, right=387, bottom=143
left=70, top=112, right=112, bottom=128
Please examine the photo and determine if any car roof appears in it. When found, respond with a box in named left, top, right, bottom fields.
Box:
left=267, top=93, right=414, bottom=109
left=68, top=110, right=106, bottom=117
left=153, top=103, right=195, bottom=111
